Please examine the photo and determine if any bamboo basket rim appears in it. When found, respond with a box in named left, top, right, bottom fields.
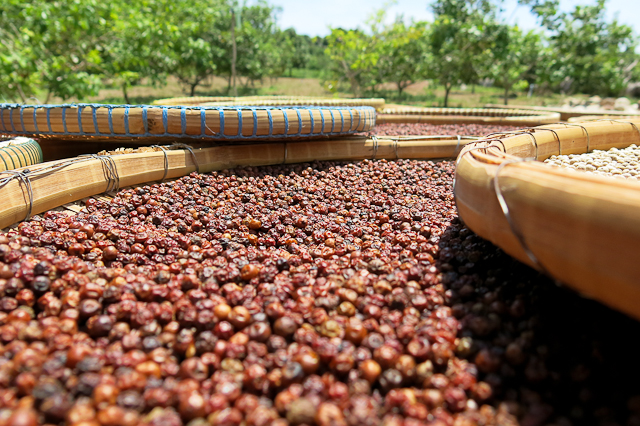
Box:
left=0, top=103, right=376, bottom=143
left=0, top=134, right=478, bottom=230
left=152, top=96, right=386, bottom=109
left=0, top=137, right=43, bottom=172
left=454, top=117, right=640, bottom=319
left=485, top=102, right=640, bottom=116
left=379, top=106, right=559, bottom=117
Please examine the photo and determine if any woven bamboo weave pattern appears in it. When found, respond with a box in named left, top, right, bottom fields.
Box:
left=454, top=119, right=640, bottom=320
left=0, top=103, right=376, bottom=142
left=0, top=137, right=43, bottom=172
left=153, top=96, right=386, bottom=110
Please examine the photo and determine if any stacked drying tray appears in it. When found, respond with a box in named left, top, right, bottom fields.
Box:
left=0, top=101, right=484, bottom=230
left=454, top=118, right=640, bottom=320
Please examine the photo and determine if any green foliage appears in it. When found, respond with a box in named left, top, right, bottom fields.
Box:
left=427, top=0, right=501, bottom=106
left=523, top=0, right=638, bottom=96
left=1, top=0, right=637, bottom=103
left=324, top=28, right=379, bottom=97
left=0, top=0, right=116, bottom=102
left=489, top=26, right=543, bottom=104
left=376, top=20, right=429, bottom=96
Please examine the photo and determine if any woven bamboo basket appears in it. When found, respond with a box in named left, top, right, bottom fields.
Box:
left=377, top=106, right=561, bottom=126
left=0, top=135, right=478, bottom=230
left=153, top=96, right=386, bottom=110
left=0, top=103, right=376, bottom=143
left=485, top=103, right=640, bottom=121
left=567, top=115, right=640, bottom=123
left=454, top=118, right=640, bottom=320
left=0, top=137, right=43, bottom=172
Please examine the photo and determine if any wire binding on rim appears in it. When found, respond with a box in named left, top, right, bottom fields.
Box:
left=493, top=158, right=551, bottom=275
left=560, top=123, right=591, bottom=153
left=151, top=145, right=170, bottom=182
left=171, top=143, right=199, bottom=174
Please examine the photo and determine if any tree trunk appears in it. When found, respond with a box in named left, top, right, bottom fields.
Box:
left=444, top=83, right=452, bottom=108
left=472, top=84, right=476, bottom=94
left=16, top=83, right=27, bottom=103
left=397, top=83, right=404, bottom=97
left=122, top=83, right=130, bottom=104
left=190, top=82, right=197, bottom=97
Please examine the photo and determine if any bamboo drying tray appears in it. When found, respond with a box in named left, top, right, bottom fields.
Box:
left=485, top=103, right=640, bottom=121
left=568, top=115, right=640, bottom=123
left=0, top=137, right=43, bottom=172
left=0, top=103, right=376, bottom=143
left=153, top=96, right=386, bottom=110
left=377, top=106, right=560, bottom=126
left=454, top=118, right=640, bottom=320
left=0, top=135, right=478, bottom=229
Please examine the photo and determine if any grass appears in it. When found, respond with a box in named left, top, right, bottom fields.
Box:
left=36, top=73, right=636, bottom=108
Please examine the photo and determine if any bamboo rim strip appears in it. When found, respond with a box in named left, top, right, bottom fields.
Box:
left=153, top=96, right=386, bottom=110
left=0, top=103, right=376, bottom=143
left=0, top=135, right=478, bottom=230
left=379, top=106, right=558, bottom=117
left=0, top=137, right=43, bottom=172
left=377, top=113, right=560, bottom=126
left=199, top=99, right=387, bottom=109
left=485, top=103, right=640, bottom=121
left=454, top=118, right=640, bottom=319
left=567, top=115, right=640, bottom=123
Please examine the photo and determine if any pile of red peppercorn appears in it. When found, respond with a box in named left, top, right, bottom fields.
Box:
left=365, top=123, right=520, bottom=137
left=1, top=137, right=640, bottom=426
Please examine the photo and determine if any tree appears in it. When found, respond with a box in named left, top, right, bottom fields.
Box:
left=162, top=0, right=228, bottom=97
left=0, top=0, right=116, bottom=102
left=489, top=26, right=543, bottom=105
left=376, top=20, right=429, bottom=97
left=101, top=0, right=176, bottom=103
left=522, top=0, right=639, bottom=96
left=427, top=0, right=500, bottom=107
left=324, top=28, right=379, bottom=97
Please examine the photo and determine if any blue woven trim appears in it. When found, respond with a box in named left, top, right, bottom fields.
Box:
left=77, top=105, right=84, bottom=134
left=329, top=110, right=335, bottom=133
left=62, top=107, right=68, bottom=133
left=267, top=110, right=273, bottom=137
left=162, top=108, right=168, bottom=134
left=33, top=107, right=39, bottom=134
left=251, top=109, right=258, bottom=137
left=283, top=108, right=289, bottom=134
left=92, top=106, right=99, bottom=135
left=19, top=106, right=25, bottom=132
left=142, top=106, right=149, bottom=135
left=0, top=103, right=375, bottom=140
left=46, top=108, right=52, bottom=133
left=296, top=109, right=302, bottom=136
left=124, top=106, right=130, bottom=135
left=9, top=109, right=16, bottom=132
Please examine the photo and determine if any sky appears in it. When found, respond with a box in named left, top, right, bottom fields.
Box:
left=271, top=0, right=640, bottom=37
